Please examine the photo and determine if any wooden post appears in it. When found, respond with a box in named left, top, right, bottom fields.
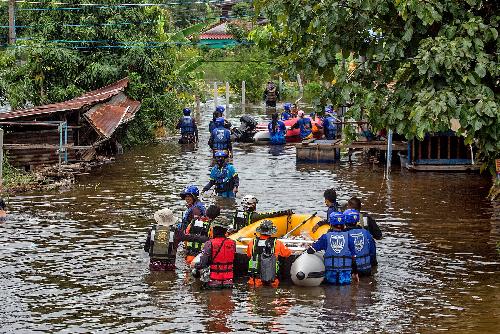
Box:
left=8, top=0, right=16, bottom=44
left=447, top=136, right=451, bottom=159
left=225, top=81, right=230, bottom=110
left=0, top=128, right=3, bottom=187
left=241, top=80, right=245, bottom=107
left=456, top=136, right=460, bottom=158
left=297, top=74, right=303, bottom=93
left=214, top=82, right=218, bottom=107
left=437, top=136, right=441, bottom=159
left=427, top=137, right=431, bottom=159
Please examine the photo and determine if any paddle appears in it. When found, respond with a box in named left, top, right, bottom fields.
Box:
left=283, top=212, right=318, bottom=239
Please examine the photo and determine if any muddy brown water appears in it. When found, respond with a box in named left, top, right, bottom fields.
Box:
left=1, top=104, right=499, bottom=333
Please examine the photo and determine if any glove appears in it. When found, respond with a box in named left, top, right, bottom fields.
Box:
left=307, top=247, right=316, bottom=254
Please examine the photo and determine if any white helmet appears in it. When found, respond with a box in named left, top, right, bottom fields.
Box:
left=241, top=195, right=258, bottom=209
left=297, top=110, right=305, bottom=117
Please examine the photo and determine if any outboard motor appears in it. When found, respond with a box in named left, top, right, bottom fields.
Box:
left=232, top=115, right=257, bottom=142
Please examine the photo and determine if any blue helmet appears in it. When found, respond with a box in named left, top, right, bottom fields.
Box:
left=215, top=105, right=225, bottom=114
left=343, top=209, right=360, bottom=225
left=329, top=211, right=345, bottom=226
left=284, top=103, right=292, bottom=111
left=180, top=185, right=199, bottom=199
left=214, top=150, right=228, bottom=158
left=183, top=108, right=191, bottom=116
left=325, top=106, right=333, bottom=114
left=215, top=117, right=225, bottom=126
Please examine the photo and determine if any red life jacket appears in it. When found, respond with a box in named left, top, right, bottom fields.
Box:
left=209, top=237, right=235, bottom=283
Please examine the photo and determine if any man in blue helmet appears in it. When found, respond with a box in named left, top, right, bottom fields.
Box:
left=281, top=103, right=292, bottom=120
left=290, top=110, right=313, bottom=140
left=202, top=151, right=239, bottom=198
left=208, top=106, right=232, bottom=134
left=307, top=211, right=358, bottom=285
left=208, top=117, right=232, bottom=156
left=268, top=113, right=287, bottom=145
left=176, top=108, right=198, bottom=144
left=322, top=106, right=340, bottom=140
left=180, top=185, right=206, bottom=230
left=344, top=208, right=376, bottom=276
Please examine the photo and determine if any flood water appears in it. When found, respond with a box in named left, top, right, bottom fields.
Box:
left=1, top=103, right=499, bottom=333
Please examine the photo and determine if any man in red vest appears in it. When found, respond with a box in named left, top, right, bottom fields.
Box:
left=194, top=221, right=236, bottom=289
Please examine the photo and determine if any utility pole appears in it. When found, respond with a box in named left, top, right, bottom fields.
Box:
left=8, top=0, right=16, bottom=44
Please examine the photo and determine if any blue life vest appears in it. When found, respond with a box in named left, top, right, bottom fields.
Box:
left=324, top=230, right=353, bottom=273
left=180, top=116, right=195, bottom=135
left=348, top=228, right=372, bottom=273
left=181, top=201, right=206, bottom=228
left=268, top=120, right=286, bottom=145
left=326, top=204, right=339, bottom=223
left=210, top=163, right=237, bottom=193
left=323, top=116, right=338, bottom=139
left=281, top=111, right=291, bottom=120
left=211, top=127, right=231, bottom=150
left=297, top=118, right=313, bottom=139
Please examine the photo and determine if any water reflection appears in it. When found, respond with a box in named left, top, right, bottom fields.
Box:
left=0, top=102, right=498, bottom=332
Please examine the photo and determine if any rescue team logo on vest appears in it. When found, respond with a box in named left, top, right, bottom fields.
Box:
left=156, top=230, right=168, bottom=243
left=330, top=234, right=345, bottom=253
left=216, top=129, right=225, bottom=140
left=350, top=232, right=365, bottom=252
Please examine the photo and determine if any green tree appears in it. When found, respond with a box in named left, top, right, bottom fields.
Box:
left=252, top=0, right=499, bottom=173
left=0, top=0, right=207, bottom=143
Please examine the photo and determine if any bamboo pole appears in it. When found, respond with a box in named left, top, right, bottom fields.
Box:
left=214, top=82, right=218, bottom=107
left=225, top=81, right=230, bottom=110
left=8, top=0, right=16, bottom=44
left=241, top=80, right=246, bottom=107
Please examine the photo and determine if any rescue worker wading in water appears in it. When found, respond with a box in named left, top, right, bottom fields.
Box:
left=144, top=208, right=179, bottom=271
left=180, top=185, right=206, bottom=231
left=247, top=220, right=292, bottom=287
left=194, top=221, right=236, bottom=289
left=202, top=151, right=239, bottom=198
left=184, top=205, right=221, bottom=264
left=232, top=195, right=293, bottom=231
left=175, top=107, right=198, bottom=144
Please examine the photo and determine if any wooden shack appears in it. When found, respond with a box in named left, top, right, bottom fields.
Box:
left=0, top=78, right=140, bottom=170
left=400, top=132, right=479, bottom=171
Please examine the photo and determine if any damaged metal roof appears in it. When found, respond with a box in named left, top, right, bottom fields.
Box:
left=84, top=92, right=140, bottom=138
left=0, top=78, right=130, bottom=120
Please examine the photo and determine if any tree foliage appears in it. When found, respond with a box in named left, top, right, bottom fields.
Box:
left=0, top=0, right=208, bottom=144
left=252, top=0, right=499, bottom=172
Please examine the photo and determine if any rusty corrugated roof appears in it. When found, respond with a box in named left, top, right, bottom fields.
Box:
left=84, top=92, right=141, bottom=138
left=0, top=78, right=129, bottom=120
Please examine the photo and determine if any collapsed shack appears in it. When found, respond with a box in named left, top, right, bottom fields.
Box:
left=0, top=78, right=140, bottom=187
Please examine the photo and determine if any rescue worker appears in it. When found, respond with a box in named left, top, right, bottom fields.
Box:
left=322, top=107, right=339, bottom=140
left=344, top=209, right=376, bottom=276
left=346, top=197, right=382, bottom=240
left=290, top=110, right=313, bottom=140
left=0, top=198, right=6, bottom=222
left=268, top=113, right=287, bottom=145
left=346, top=197, right=381, bottom=266
left=281, top=103, right=292, bottom=120
left=232, top=195, right=293, bottom=231
left=263, top=81, right=279, bottom=108
left=291, top=103, right=299, bottom=118
left=202, top=151, right=239, bottom=198
left=247, top=220, right=292, bottom=287
left=208, top=106, right=232, bottom=134
left=184, top=205, right=221, bottom=264
left=144, top=208, right=179, bottom=271
left=194, top=220, right=236, bottom=289
left=175, top=107, right=198, bottom=144
left=307, top=212, right=358, bottom=285
left=311, top=188, right=340, bottom=233
left=208, top=117, right=232, bottom=156
left=180, top=185, right=206, bottom=230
